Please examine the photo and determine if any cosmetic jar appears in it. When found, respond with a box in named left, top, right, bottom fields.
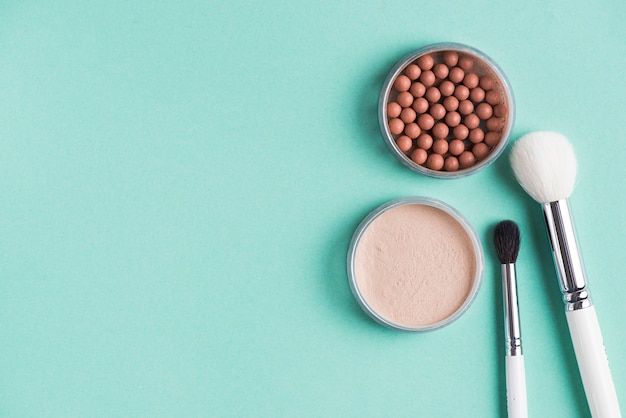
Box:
left=379, top=43, right=515, bottom=178
left=347, top=197, right=484, bottom=331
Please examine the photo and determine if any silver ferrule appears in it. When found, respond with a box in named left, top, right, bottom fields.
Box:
left=542, top=199, right=593, bottom=311
left=502, top=263, right=523, bottom=356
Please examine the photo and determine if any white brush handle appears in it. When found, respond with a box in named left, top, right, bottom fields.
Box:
left=566, top=306, right=621, bottom=418
left=506, top=355, right=528, bottom=418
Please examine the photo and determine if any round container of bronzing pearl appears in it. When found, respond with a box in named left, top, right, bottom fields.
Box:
left=379, top=43, right=515, bottom=177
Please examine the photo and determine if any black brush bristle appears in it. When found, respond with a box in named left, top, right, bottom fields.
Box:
left=493, top=220, right=521, bottom=264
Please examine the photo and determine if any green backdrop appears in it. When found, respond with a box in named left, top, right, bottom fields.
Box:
left=1, top=1, right=624, bottom=417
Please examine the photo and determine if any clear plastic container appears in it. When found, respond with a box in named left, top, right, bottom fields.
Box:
left=347, top=197, right=484, bottom=331
left=379, top=42, right=515, bottom=178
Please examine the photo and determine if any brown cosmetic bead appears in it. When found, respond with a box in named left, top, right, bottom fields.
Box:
left=485, top=89, right=501, bottom=105
left=432, top=123, right=449, bottom=139
left=409, top=82, right=426, bottom=98
left=484, top=131, right=501, bottom=147
left=417, top=114, right=435, bottom=130
left=472, top=142, right=490, bottom=160
left=400, top=107, right=417, bottom=123
left=449, top=67, right=465, bottom=83
left=425, top=86, right=441, bottom=103
left=426, top=153, right=444, bottom=170
left=479, top=75, right=495, bottom=90
left=387, top=102, right=402, bottom=118
left=397, top=91, right=414, bottom=108
left=416, top=54, right=434, bottom=70
left=396, top=135, right=413, bottom=152
left=464, top=114, right=480, bottom=129
left=458, top=100, right=474, bottom=115
left=443, top=96, right=459, bottom=111
left=405, top=64, right=421, bottom=80
left=443, top=51, right=459, bottom=67
left=494, top=104, right=508, bottom=118
left=448, top=139, right=465, bottom=156
left=486, top=117, right=504, bottom=131
left=433, top=63, right=449, bottom=79
left=445, top=111, right=461, bottom=127
left=459, top=151, right=476, bottom=168
left=393, top=75, right=411, bottom=92
left=458, top=55, right=474, bottom=71
left=469, top=128, right=485, bottom=144
left=416, top=133, right=433, bottom=150
left=454, top=85, right=470, bottom=100
left=439, top=80, right=455, bottom=97
left=404, top=122, right=421, bottom=139
left=463, top=73, right=479, bottom=89
left=411, top=97, right=429, bottom=114
left=429, top=103, right=446, bottom=120
left=476, top=103, right=493, bottom=120
left=432, top=139, right=449, bottom=154
left=419, top=70, right=436, bottom=87
left=453, top=124, right=469, bottom=140
left=470, top=87, right=485, bottom=103
left=389, top=118, right=405, bottom=135
left=410, top=148, right=428, bottom=165
left=444, top=156, right=459, bottom=172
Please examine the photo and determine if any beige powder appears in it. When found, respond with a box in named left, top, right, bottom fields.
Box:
left=353, top=203, right=478, bottom=328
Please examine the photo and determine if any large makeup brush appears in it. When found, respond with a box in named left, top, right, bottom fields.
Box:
left=510, top=131, right=621, bottom=418
left=494, top=220, right=527, bottom=418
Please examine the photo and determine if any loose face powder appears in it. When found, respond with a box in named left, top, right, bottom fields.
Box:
left=347, top=197, right=483, bottom=331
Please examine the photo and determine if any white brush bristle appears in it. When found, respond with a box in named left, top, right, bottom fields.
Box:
left=509, top=131, right=577, bottom=203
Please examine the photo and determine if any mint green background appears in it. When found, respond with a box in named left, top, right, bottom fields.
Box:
left=1, top=1, right=625, bottom=417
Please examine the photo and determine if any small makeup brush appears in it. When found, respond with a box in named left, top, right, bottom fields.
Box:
left=494, top=220, right=527, bottom=418
left=510, top=131, right=621, bottom=418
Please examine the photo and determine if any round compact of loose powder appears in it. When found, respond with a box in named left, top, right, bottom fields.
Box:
left=347, top=197, right=484, bottom=331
